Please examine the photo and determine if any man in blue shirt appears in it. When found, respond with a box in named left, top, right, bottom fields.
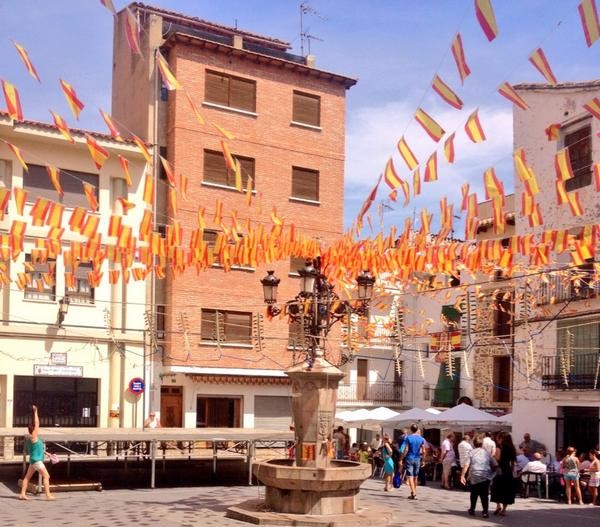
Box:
left=401, top=423, right=425, bottom=499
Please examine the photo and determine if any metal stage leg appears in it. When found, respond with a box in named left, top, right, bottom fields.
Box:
left=212, top=441, right=217, bottom=475
left=150, top=440, right=156, bottom=489
left=67, top=453, right=71, bottom=478
left=247, top=440, right=253, bottom=485
left=22, top=443, right=26, bottom=476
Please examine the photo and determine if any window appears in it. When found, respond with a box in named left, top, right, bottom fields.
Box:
left=564, top=124, right=592, bottom=191
left=203, top=150, right=255, bottom=190
left=203, top=230, right=220, bottom=266
left=288, top=319, right=305, bottom=349
left=205, top=70, right=256, bottom=113
left=291, top=166, right=319, bottom=202
left=201, top=309, right=252, bottom=345
left=289, top=256, right=306, bottom=276
left=492, top=356, right=511, bottom=403
left=23, top=164, right=98, bottom=209
left=66, top=262, right=94, bottom=304
left=158, top=147, right=168, bottom=181
left=493, top=291, right=513, bottom=338
left=156, top=304, right=166, bottom=340
left=292, top=91, right=320, bottom=127
left=24, top=255, right=55, bottom=301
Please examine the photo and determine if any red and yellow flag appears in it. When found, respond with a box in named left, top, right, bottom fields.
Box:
left=475, top=0, right=499, bottom=41
left=118, top=155, right=133, bottom=186
left=168, top=187, right=177, bottom=215
left=156, top=50, right=182, bottom=90
left=444, top=133, right=455, bottom=164
left=431, top=74, right=463, bottom=110
left=528, top=203, right=543, bottom=228
left=143, top=173, right=155, bottom=205
left=1, top=80, right=23, bottom=121
left=464, top=109, right=486, bottom=143
left=415, top=108, right=445, bottom=142
left=99, top=109, right=122, bottom=141
left=357, top=175, right=382, bottom=228
left=423, top=152, right=438, bottom=182
left=131, top=133, right=152, bottom=164
left=497, top=82, right=529, bottom=110
left=554, top=148, right=574, bottom=181
left=583, top=97, right=600, bottom=119
left=159, top=155, right=176, bottom=186
left=545, top=123, right=561, bottom=141
left=12, top=41, right=41, bottom=82
left=413, top=169, right=421, bottom=197
left=185, top=92, right=204, bottom=125
left=49, top=110, right=74, bottom=143
left=483, top=167, right=503, bottom=200
left=59, top=79, right=85, bottom=119
left=460, top=183, right=470, bottom=211
left=528, top=48, right=557, bottom=85
left=212, top=122, right=235, bottom=141
left=68, top=207, right=87, bottom=232
left=521, top=189, right=535, bottom=216
left=594, top=162, right=600, bottom=191
left=578, top=0, right=600, bottom=47
left=46, top=202, right=64, bottom=228
left=383, top=158, right=402, bottom=190
left=397, top=137, right=419, bottom=170
left=567, top=191, right=584, bottom=216
left=118, top=197, right=136, bottom=214
left=83, top=182, right=99, bottom=211
left=0, top=189, right=9, bottom=220
left=46, top=165, right=63, bottom=196
left=85, top=134, right=109, bottom=169
left=555, top=180, right=568, bottom=204
left=125, top=8, right=141, bottom=54
left=4, top=141, right=28, bottom=172
left=100, top=0, right=116, bottom=14
left=451, top=33, right=471, bottom=84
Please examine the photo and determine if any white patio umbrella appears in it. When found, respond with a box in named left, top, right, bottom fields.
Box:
left=435, top=403, right=500, bottom=427
left=425, top=407, right=442, bottom=415
left=497, top=413, right=512, bottom=424
left=384, top=407, right=436, bottom=427
left=335, top=410, right=357, bottom=423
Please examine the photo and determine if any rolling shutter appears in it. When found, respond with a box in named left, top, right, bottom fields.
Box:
left=292, top=167, right=319, bottom=201
left=205, top=71, right=229, bottom=106
left=230, top=77, right=256, bottom=112
left=203, top=150, right=228, bottom=185
left=293, top=91, right=320, bottom=126
left=254, top=396, right=292, bottom=430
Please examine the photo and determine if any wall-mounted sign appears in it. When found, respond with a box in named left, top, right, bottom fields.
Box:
left=34, top=364, right=83, bottom=377
left=50, top=352, right=67, bottom=365
left=128, top=377, right=145, bottom=395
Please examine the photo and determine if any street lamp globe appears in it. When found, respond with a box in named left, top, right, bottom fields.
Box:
left=260, top=270, right=280, bottom=304
left=298, top=260, right=318, bottom=295
left=356, top=270, right=375, bottom=300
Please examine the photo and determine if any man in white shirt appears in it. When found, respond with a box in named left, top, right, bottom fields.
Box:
left=370, top=433, right=382, bottom=451
left=521, top=452, right=547, bottom=480
left=482, top=432, right=496, bottom=457
left=440, top=432, right=456, bottom=489
left=458, top=434, right=473, bottom=468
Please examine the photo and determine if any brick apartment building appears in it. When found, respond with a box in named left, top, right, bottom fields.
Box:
left=112, top=3, right=356, bottom=428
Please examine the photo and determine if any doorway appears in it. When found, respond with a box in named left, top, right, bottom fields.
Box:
left=557, top=406, right=599, bottom=453
left=357, top=359, right=368, bottom=401
left=160, top=386, right=183, bottom=427
left=196, top=397, right=241, bottom=427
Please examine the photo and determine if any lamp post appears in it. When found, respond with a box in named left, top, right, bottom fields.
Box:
left=58, top=296, right=70, bottom=327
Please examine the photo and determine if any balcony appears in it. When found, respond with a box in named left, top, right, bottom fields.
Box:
left=541, top=352, right=600, bottom=390
left=337, top=381, right=402, bottom=405
left=536, top=270, right=599, bottom=305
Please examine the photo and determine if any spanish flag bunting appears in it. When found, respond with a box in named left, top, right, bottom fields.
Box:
left=108, top=214, right=121, bottom=237
left=514, top=148, right=530, bottom=182
left=68, top=207, right=86, bottom=232
left=1, top=80, right=23, bottom=121
left=59, top=79, right=85, bottom=119
left=197, top=206, right=206, bottom=230
left=554, top=229, right=569, bottom=253
left=474, top=0, right=499, bottom=41
left=4, top=141, right=28, bottom=172
left=234, top=159, right=244, bottom=192
left=117, top=225, right=132, bottom=250
left=143, top=173, right=154, bottom=205
left=29, top=197, right=50, bottom=226
left=125, top=8, right=141, bottom=54
left=451, top=33, right=471, bottom=84
left=420, top=209, right=432, bottom=235
left=594, top=162, right=600, bottom=190
left=498, top=249, right=512, bottom=271
left=245, top=175, right=253, bottom=206
left=460, top=183, right=470, bottom=211
left=180, top=173, right=188, bottom=199
left=168, top=187, right=177, bottom=214
left=413, top=169, right=421, bottom=196
left=184, top=92, right=204, bottom=125
left=0, top=189, right=9, bottom=220
left=45, top=202, right=63, bottom=228
left=81, top=182, right=98, bottom=211
left=523, top=171, right=540, bottom=195
left=138, top=209, right=152, bottom=240
left=492, top=197, right=505, bottom=234
left=528, top=48, right=557, bottom=85
left=49, top=110, right=74, bottom=143
left=100, top=0, right=116, bottom=14
left=567, top=191, right=584, bottom=216
left=271, top=207, right=283, bottom=226
left=156, top=50, right=182, bottom=90
left=131, top=134, right=152, bottom=164
left=85, top=134, right=109, bottom=169
left=578, top=0, right=600, bottom=47
left=10, top=220, right=26, bottom=250
left=423, top=152, right=438, bottom=182
left=12, top=41, right=41, bottom=82
left=118, top=155, right=133, bottom=186
left=81, top=215, right=100, bottom=239
left=484, top=167, right=503, bottom=199
left=497, top=82, right=529, bottom=110
left=388, top=189, right=398, bottom=202
left=47, top=226, right=64, bottom=240
left=357, top=174, right=382, bottom=227
left=431, top=74, right=464, bottom=110
left=397, top=137, right=419, bottom=170
left=555, top=179, right=568, bottom=204
left=159, top=155, right=176, bottom=186
left=521, top=189, right=535, bottom=216
left=399, top=179, right=410, bottom=206
left=213, top=199, right=223, bottom=224
left=415, top=108, right=445, bottom=142
left=545, top=123, right=561, bottom=141
left=528, top=204, right=543, bottom=228
left=99, top=109, right=122, bottom=141
left=13, top=188, right=26, bottom=216
left=583, top=97, right=600, bottom=119
left=116, top=197, right=135, bottom=215
left=464, top=109, right=486, bottom=143
left=212, top=122, right=235, bottom=140
left=444, top=133, right=455, bottom=163
left=554, top=148, right=574, bottom=181
left=383, top=158, right=402, bottom=190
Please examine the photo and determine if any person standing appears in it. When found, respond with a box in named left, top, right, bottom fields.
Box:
left=333, top=426, right=347, bottom=460
left=490, top=432, right=517, bottom=516
left=460, top=433, right=497, bottom=518
left=440, top=432, right=456, bottom=489
left=458, top=434, right=473, bottom=470
left=482, top=432, right=497, bottom=458
left=381, top=433, right=395, bottom=491
left=562, top=447, right=583, bottom=504
left=19, top=405, right=55, bottom=501
left=587, top=449, right=600, bottom=506
left=401, top=423, right=425, bottom=500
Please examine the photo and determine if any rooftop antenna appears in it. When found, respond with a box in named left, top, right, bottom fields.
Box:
left=300, top=2, right=326, bottom=57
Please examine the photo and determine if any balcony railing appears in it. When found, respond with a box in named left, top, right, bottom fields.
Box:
left=337, top=381, right=402, bottom=404
left=541, top=352, right=600, bottom=390
left=536, top=271, right=599, bottom=305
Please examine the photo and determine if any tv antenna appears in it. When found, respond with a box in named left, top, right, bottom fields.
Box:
left=300, top=2, right=326, bottom=57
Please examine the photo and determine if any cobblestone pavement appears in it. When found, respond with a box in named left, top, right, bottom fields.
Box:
left=0, top=477, right=598, bottom=527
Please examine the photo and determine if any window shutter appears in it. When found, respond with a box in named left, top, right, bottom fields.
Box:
left=293, top=91, right=320, bottom=126
left=225, top=311, right=252, bottom=343
left=203, top=150, right=228, bottom=185
left=292, top=167, right=319, bottom=201
left=62, top=171, right=99, bottom=209
left=23, top=164, right=56, bottom=202
left=230, top=77, right=256, bottom=112
left=201, top=309, right=218, bottom=341
left=205, top=71, right=229, bottom=106
left=565, top=125, right=592, bottom=191
left=238, top=157, right=255, bottom=189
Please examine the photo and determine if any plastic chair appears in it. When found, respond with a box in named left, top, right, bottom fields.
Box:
left=522, top=472, right=546, bottom=498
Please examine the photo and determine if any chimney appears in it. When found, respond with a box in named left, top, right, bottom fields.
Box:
left=233, top=35, right=243, bottom=49
left=305, top=54, right=316, bottom=68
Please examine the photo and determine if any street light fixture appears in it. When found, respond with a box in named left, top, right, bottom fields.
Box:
left=58, top=296, right=70, bottom=327
left=260, top=270, right=280, bottom=304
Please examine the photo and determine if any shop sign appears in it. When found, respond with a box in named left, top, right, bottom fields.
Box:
left=50, top=352, right=67, bottom=365
left=34, top=364, right=83, bottom=377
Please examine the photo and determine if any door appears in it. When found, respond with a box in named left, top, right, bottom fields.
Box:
left=357, top=359, right=368, bottom=400
left=559, top=406, right=599, bottom=454
left=196, top=397, right=241, bottom=427
left=160, top=386, right=183, bottom=427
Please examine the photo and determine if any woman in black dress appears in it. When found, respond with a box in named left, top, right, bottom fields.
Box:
left=490, top=432, right=517, bottom=516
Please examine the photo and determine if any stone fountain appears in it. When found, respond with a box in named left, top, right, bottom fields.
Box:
left=227, top=349, right=392, bottom=526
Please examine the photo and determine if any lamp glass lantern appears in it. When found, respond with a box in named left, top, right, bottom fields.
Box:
left=260, top=270, right=280, bottom=304
left=58, top=296, right=70, bottom=326
left=298, top=261, right=318, bottom=295
left=356, top=270, right=375, bottom=301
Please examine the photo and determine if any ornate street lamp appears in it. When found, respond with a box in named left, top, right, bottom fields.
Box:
left=356, top=269, right=375, bottom=301
left=58, top=296, right=70, bottom=327
left=260, top=270, right=280, bottom=304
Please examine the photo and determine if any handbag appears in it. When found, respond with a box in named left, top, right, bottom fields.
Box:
left=47, top=452, right=60, bottom=465
left=393, top=472, right=402, bottom=488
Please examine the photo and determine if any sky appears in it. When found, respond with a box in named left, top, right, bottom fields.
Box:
left=0, top=0, right=598, bottom=234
